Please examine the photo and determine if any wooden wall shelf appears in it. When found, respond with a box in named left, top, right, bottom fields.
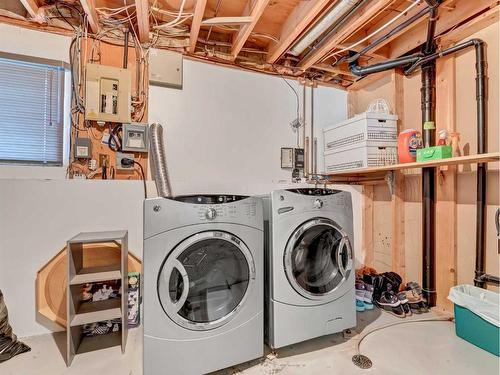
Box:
left=66, top=231, right=128, bottom=366
left=327, top=152, right=499, bottom=184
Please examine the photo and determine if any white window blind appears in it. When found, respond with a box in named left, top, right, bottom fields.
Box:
left=0, top=56, right=65, bottom=165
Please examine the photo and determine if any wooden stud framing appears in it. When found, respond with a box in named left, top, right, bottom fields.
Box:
left=135, top=0, right=150, bottom=43
left=19, top=0, right=39, bottom=18
left=435, top=55, right=457, bottom=313
left=79, top=0, right=100, bottom=33
left=189, top=0, right=208, bottom=53
left=201, top=16, right=253, bottom=26
left=390, top=70, right=406, bottom=279
left=266, top=0, right=331, bottom=64
left=363, top=186, right=375, bottom=267
left=231, top=0, right=271, bottom=60
left=388, top=0, right=496, bottom=59
left=298, top=0, right=393, bottom=71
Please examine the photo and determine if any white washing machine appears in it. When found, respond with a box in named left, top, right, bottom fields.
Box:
left=262, top=188, right=355, bottom=349
left=143, top=195, right=263, bottom=375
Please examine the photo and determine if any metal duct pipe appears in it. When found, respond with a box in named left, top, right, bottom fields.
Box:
left=149, top=123, right=173, bottom=198
left=310, top=85, right=315, bottom=177
left=290, top=0, right=360, bottom=56
left=298, top=0, right=369, bottom=66
left=349, top=54, right=422, bottom=77
left=424, top=0, right=440, bottom=7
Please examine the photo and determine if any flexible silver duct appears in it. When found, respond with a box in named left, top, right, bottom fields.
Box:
left=149, top=123, right=173, bottom=198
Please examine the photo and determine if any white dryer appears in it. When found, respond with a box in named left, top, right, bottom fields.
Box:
left=143, top=195, right=263, bottom=375
left=263, top=188, right=355, bottom=349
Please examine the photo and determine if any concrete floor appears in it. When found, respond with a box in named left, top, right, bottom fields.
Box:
left=1, top=309, right=499, bottom=375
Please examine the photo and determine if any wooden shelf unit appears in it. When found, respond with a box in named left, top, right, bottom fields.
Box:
left=66, top=230, right=128, bottom=366
left=326, top=152, right=499, bottom=183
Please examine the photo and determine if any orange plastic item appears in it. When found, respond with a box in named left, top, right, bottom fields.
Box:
left=398, top=129, right=423, bottom=163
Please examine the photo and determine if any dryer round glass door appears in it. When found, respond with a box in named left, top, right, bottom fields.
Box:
left=157, top=231, right=256, bottom=330
left=284, top=218, right=353, bottom=301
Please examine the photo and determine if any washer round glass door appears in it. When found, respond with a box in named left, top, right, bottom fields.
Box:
left=157, top=231, right=255, bottom=330
left=284, top=218, right=353, bottom=300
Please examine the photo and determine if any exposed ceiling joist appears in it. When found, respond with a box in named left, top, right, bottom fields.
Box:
left=298, top=0, right=394, bottom=71
left=313, top=63, right=357, bottom=77
left=79, top=0, right=100, bottom=33
left=189, top=0, right=208, bottom=53
left=19, top=0, right=39, bottom=18
left=438, top=5, right=499, bottom=47
left=266, top=0, right=331, bottom=64
left=388, top=0, right=497, bottom=58
left=230, top=0, right=271, bottom=60
left=135, top=0, right=150, bottom=43
left=361, top=0, right=429, bottom=56
left=202, top=16, right=253, bottom=26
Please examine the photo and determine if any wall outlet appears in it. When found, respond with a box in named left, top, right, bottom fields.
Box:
left=115, top=152, right=135, bottom=170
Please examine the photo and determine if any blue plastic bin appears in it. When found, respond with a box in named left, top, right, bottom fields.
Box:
left=448, top=285, right=499, bottom=357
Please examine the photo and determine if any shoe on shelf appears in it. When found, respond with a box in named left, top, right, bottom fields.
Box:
left=355, top=280, right=366, bottom=312
left=363, top=283, right=374, bottom=310
left=397, top=291, right=411, bottom=316
left=376, top=291, right=405, bottom=318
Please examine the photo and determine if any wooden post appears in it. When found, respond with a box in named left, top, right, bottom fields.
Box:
left=363, top=186, right=374, bottom=267
left=391, top=70, right=406, bottom=279
left=435, top=55, right=457, bottom=313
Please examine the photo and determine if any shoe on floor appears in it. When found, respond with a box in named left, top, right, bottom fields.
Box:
left=376, top=291, right=405, bottom=318
left=363, top=283, right=374, bottom=310
left=355, top=280, right=366, bottom=312
left=397, top=292, right=411, bottom=316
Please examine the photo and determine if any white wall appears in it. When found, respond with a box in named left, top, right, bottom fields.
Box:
left=0, top=32, right=354, bottom=337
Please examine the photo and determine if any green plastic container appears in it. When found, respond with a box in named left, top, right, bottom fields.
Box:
left=449, top=285, right=499, bottom=357
left=416, top=145, right=452, bottom=162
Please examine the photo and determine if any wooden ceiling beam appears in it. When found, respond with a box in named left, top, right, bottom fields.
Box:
left=189, top=0, right=207, bottom=53
left=79, top=0, right=100, bottom=33
left=135, top=0, right=150, bottom=43
left=298, top=0, right=394, bottom=71
left=19, top=0, right=39, bottom=18
left=313, top=63, right=357, bottom=77
left=230, top=0, right=271, bottom=61
left=202, top=16, right=253, bottom=26
left=361, top=0, right=429, bottom=56
left=438, top=5, right=499, bottom=48
left=387, top=0, right=497, bottom=58
left=266, top=0, right=331, bottom=64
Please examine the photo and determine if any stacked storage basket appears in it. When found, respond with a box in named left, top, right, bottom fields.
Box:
left=323, top=112, right=398, bottom=172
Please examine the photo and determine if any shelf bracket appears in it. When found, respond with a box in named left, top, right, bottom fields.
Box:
left=385, top=171, right=395, bottom=195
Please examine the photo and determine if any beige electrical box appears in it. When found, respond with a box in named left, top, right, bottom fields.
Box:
left=149, top=48, right=183, bottom=89
left=85, top=64, right=131, bottom=123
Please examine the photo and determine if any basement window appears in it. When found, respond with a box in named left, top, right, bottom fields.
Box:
left=0, top=53, right=68, bottom=166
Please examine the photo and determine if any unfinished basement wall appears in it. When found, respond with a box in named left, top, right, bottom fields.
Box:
left=349, top=21, right=499, bottom=293
left=0, top=25, right=352, bottom=337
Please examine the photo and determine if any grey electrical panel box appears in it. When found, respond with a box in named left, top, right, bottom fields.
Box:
left=122, top=123, right=148, bottom=152
left=85, top=63, right=131, bottom=123
left=74, top=137, right=92, bottom=159
left=149, top=48, right=183, bottom=89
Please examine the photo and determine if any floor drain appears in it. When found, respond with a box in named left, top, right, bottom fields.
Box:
left=352, top=354, right=372, bottom=369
